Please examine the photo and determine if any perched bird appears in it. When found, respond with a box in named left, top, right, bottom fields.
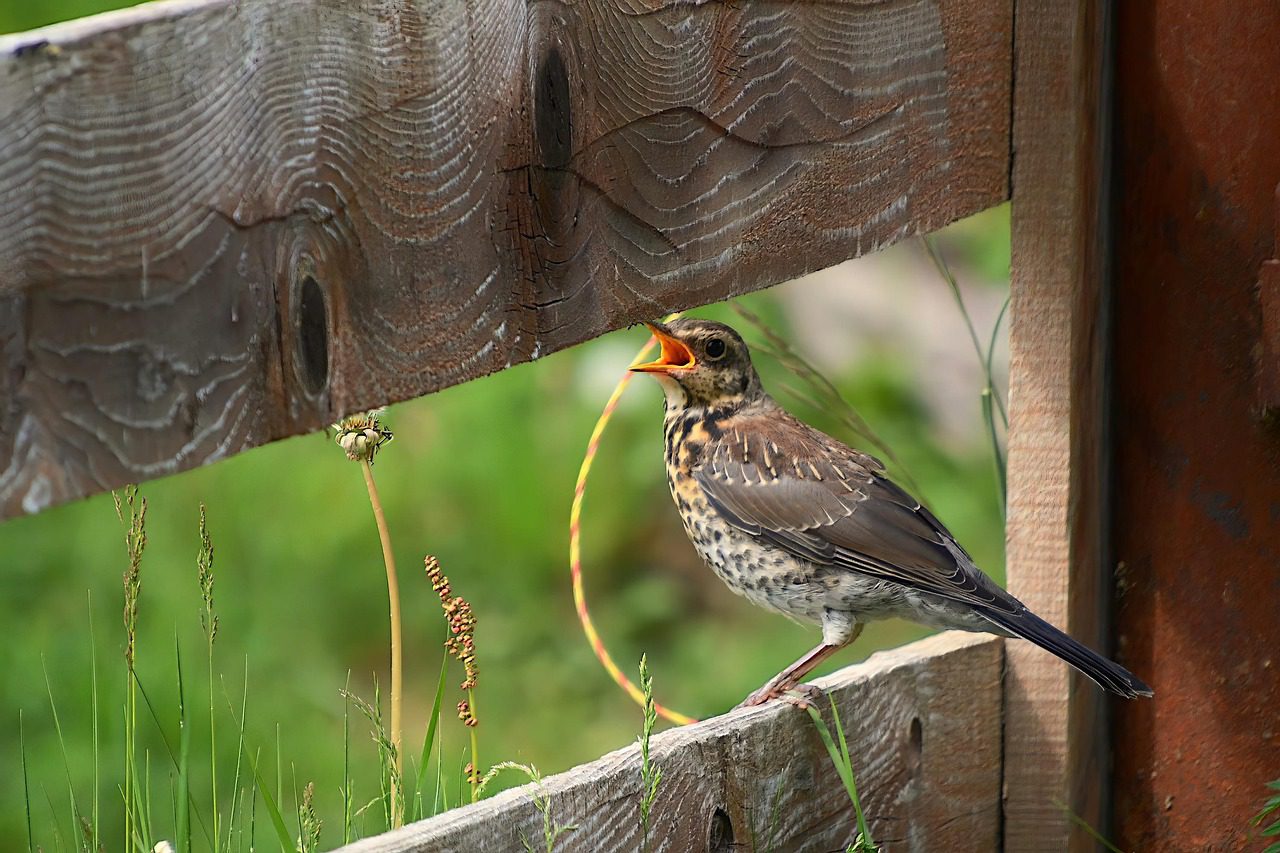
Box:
left=631, top=318, right=1152, bottom=706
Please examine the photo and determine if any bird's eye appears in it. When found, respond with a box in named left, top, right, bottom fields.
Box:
left=705, top=338, right=727, bottom=360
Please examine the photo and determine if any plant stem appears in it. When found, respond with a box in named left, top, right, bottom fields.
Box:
left=362, top=459, right=404, bottom=826
left=467, top=688, right=480, bottom=803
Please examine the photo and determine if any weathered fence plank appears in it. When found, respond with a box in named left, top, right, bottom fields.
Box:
left=1004, top=0, right=1112, bottom=849
left=0, top=0, right=1011, bottom=518
left=339, top=632, right=1003, bottom=853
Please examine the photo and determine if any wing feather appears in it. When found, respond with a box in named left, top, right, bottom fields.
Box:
left=694, top=413, right=1018, bottom=615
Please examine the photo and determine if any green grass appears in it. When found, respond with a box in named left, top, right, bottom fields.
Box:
left=804, top=696, right=878, bottom=853
left=637, top=655, right=662, bottom=852
left=1254, top=779, right=1280, bottom=853
left=477, top=762, right=577, bottom=852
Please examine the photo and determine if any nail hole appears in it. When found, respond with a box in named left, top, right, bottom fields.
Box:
left=296, top=275, right=329, bottom=396
left=708, top=806, right=734, bottom=852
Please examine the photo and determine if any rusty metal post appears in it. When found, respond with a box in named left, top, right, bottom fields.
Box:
left=1111, top=4, right=1280, bottom=848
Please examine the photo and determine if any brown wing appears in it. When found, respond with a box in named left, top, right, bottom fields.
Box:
left=694, top=412, right=1019, bottom=615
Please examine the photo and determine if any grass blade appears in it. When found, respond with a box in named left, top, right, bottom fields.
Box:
left=985, top=294, right=1011, bottom=429
left=243, top=747, right=294, bottom=852
left=828, top=696, right=872, bottom=847
left=41, top=656, right=84, bottom=848
left=803, top=697, right=877, bottom=852
left=21, top=710, right=34, bottom=853
left=922, top=236, right=1009, bottom=516
left=730, top=302, right=925, bottom=498
left=88, top=595, right=100, bottom=853
left=223, top=660, right=250, bottom=853
left=343, top=673, right=353, bottom=844
left=132, top=672, right=213, bottom=848
left=413, top=655, right=450, bottom=821
left=175, top=636, right=192, bottom=853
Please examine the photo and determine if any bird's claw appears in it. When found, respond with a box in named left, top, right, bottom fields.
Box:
left=780, top=684, right=825, bottom=710
left=735, top=682, right=824, bottom=710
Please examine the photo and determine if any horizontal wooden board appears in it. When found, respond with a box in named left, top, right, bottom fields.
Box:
left=0, top=0, right=1011, bottom=517
left=338, top=632, right=1003, bottom=853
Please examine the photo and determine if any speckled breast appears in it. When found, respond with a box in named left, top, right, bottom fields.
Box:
left=663, top=411, right=827, bottom=624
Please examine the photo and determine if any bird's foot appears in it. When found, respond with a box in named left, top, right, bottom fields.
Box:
left=780, top=684, right=825, bottom=710
left=736, top=682, right=824, bottom=710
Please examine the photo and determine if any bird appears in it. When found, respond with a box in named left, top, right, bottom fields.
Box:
left=630, top=317, right=1153, bottom=706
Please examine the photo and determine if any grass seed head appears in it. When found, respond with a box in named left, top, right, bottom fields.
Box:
left=426, top=556, right=480, bottom=722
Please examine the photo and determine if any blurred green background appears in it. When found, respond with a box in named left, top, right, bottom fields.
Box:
left=1, top=4, right=1010, bottom=851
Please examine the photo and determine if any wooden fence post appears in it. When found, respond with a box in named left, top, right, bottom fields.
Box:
left=1004, top=1, right=1114, bottom=849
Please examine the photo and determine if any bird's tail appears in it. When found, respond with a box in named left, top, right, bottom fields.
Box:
left=981, top=607, right=1153, bottom=698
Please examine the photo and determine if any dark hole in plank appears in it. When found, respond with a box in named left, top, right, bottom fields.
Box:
left=708, top=806, right=734, bottom=852
left=296, top=275, right=329, bottom=396
left=535, top=46, right=572, bottom=169
left=907, top=716, right=923, bottom=777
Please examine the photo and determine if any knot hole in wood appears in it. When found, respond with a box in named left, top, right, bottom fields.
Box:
left=526, top=34, right=587, bottom=294
left=535, top=45, right=572, bottom=171
left=294, top=274, right=329, bottom=398
left=707, top=805, right=734, bottom=852
left=906, top=716, right=923, bottom=778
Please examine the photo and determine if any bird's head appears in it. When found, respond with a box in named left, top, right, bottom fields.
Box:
left=630, top=318, right=763, bottom=409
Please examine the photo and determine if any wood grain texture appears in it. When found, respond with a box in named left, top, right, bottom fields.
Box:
left=1004, top=0, right=1113, bottom=849
left=338, top=632, right=1002, bottom=853
left=0, top=0, right=1011, bottom=518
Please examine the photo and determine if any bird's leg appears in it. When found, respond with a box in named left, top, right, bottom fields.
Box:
left=738, top=623, right=865, bottom=708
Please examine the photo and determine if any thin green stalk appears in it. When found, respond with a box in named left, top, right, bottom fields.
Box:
left=125, top=675, right=136, bottom=852
left=142, top=749, right=154, bottom=850
left=923, top=237, right=987, bottom=372
left=434, top=720, right=447, bottom=816
left=40, top=785, right=65, bottom=853
left=88, top=595, right=100, bottom=853
left=290, top=765, right=302, bottom=849
left=175, top=636, right=192, bottom=853
left=342, top=681, right=403, bottom=830
left=467, top=688, right=480, bottom=804
left=275, top=724, right=282, bottom=828
left=21, top=710, right=34, bottom=853
left=730, top=303, right=925, bottom=498
left=342, top=673, right=353, bottom=845
left=361, top=459, right=404, bottom=825
left=131, top=672, right=213, bottom=849
left=243, top=747, right=293, bottom=853
left=248, top=769, right=258, bottom=853
left=922, top=236, right=1010, bottom=421
left=115, top=485, right=147, bottom=853
left=922, top=237, right=1009, bottom=515
left=985, top=295, right=1011, bottom=430
left=224, top=661, right=249, bottom=853
left=41, top=656, right=84, bottom=847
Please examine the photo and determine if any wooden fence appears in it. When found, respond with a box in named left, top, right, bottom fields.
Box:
left=0, top=0, right=1124, bottom=849
left=339, top=634, right=1003, bottom=852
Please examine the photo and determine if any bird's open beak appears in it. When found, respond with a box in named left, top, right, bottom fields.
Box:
left=630, top=322, right=696, bottom=373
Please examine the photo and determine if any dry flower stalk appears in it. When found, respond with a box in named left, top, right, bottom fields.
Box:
left=334, top=409, right=405, bottom=825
